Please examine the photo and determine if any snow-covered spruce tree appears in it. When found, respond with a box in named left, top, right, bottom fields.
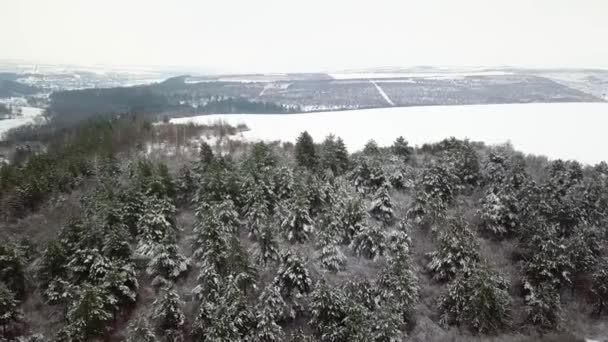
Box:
left=407, top=163, right=460, bottom=229
left=0, top=243, right=27, bottom=299
left=273, top=252, right=312, bottom=299
left=249, top=285, right=288, bottom=341
left=369, top=181, right=394, bottom=224
left=225, top=236, right=257, bottom=293
left=136, top=195, right=178, bottom=256
left=67, top=247, right=111, bottom=284
left=522, top=224, right=574, bottom=288
left=194, top=140, right=215, bottom=176
left=255, top=224, right=281, bottom=266
left=339, top=301, right=373, bottom=341
left=343, top=279, right=379, bottom=312
left=175, top=164, right=195, bottom=205
left=391, top=136, right=413, bottom=162
left=152, top=286, right=185, bottom=336
left=341, top=196, right=368, bottom=244
left=319, top=134, right=350, bottom=176
left=309, top=280, right=347, bottom=341
left=38, top=239, right=69, bottom=300
left=273, top=166, right=295, bottom=201
left=242, top=180, right=272, bottom=239
left=295, top=131, right=318, bottom=171
left=351, top=222, right=386, bottom=260
left=317, top=230, right=346, bottom=273
left=427, top=218, right=480, bottom=282
left=0, top=283, right=20, bottom=338
left=63, top=284, right=113, bottom=341
left=377, top=240, right=418, bottom=320
left=371, top=300, right=405, bottom=342
left=281, top=194, right=314, bottom=243
left=591, top=257, right=608, bottom=316
left=523, top=280, right=561, bottom=330
left=146, top=241, right=189, bottom=286
left=102, top=261, right=139, bottom=310
left=192, top=276, right=252, bottom=341
left=126, top=314, right=156, bottom=342
left=288, top=329, right=315, bottom=342
left=437, top=137, right=481, bottom=186
left=438, top=264, right=511, bottom=334
left=363, top=139, right=380, bottom=156
left=102, top=223, right=133, bottom=261
left=478, top=188, right=520, bottom=237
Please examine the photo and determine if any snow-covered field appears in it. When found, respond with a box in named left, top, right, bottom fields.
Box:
left=0, top=107, right=44, bottom=140
left=170, top=102, right=608, bottom=165
left=329, top=71, right=512, bottom=80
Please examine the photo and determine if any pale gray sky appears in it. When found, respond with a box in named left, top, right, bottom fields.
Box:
left=1, top=0, right=607, bottom=73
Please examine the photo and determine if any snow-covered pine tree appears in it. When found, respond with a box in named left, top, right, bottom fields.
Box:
left=273, top=166, right=295, bottom=200
left=377, top=238, right=418, bottom=320
left=102, top=261, right=139, bottom=310
left=295, top=131, right=318, bottom=171
left=371, top=300, right=404, bottom=342
left=175, top=165, right=195, bottom=205
left=249, top=285, right=287, bottom=341
left=309, top=280, right=347, bottom=340
left=63, top=284, right=113, bottom=341
left=214, top=199, right=241, bottom=234
left=437, top=137, right=481, bottom=186
left=523, top=280, right=561, bottom=330
left=146, top=241, right=189, bottom=286
left=192, top=206, right=230, bottom=274
left=478, top=188, right=520, bottom=237
left=192, top=276, right=252, bottom=341
left=438, top=264, right=511, bottom=334
left=255, top=224, right=281, bottom=266
left=316, top=229, right=346, bottom=273
left=195, top=141, right=215, bottom=176
left=391, top=136, right=413, bottom=162
left=0, top=283, right=20, bottom=338
left=319, top=134, right=349, bottom=176
left=242, top=180, right=272, bottom=239
left=126, top=314, right=156, bottom=342
left=0, top=243, right=26, bottom=299
left=273, top=252, right=312, bottom=299
left=341, top=196, right=368, bottom=244
left=591, top=257, right=608, bottom=316
left=363, top=139, right=380, bottom=156
left=351, top=222, right=386, bottom=260
left=427, top=218, right=480, bottom=281
left=522, top=224, right=574, bottom=288
left=38, top=239, right=69, bottom=301
left=102, top=223, right=132, bottom=261
left=408, top=164, right=460, bottom=229
left=281, top=194, right=314, bottom=243
left=152, top=286, right=185, bottom=335
left=67, top=247, right=111, bottom=284
left=369, top=181, right=394, bottom=224
left=136, top=195, right=178, bottom=256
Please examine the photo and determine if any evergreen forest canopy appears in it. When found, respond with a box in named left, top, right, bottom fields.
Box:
left=0, top=116, right=608, bottom=342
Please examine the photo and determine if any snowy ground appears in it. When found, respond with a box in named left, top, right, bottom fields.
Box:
left=0, top=107, right=44, bottom=140
left=170, top=102, right=608, bottom=165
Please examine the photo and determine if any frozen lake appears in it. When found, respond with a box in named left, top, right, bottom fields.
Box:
left=173, top=102, right=608, bottom=165
left=0, top=107, right=44, bottom=140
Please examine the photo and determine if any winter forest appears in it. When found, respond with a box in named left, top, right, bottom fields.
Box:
left=1, top=119, right=608, bottom=342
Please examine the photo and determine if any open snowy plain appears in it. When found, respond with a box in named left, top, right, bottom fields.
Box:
left=0, top=107, right=44, bottom=139
left=171, top=102, right=608, bottom=165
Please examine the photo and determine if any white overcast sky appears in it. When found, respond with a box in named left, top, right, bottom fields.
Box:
left=1, top=0, right=607, bottom=73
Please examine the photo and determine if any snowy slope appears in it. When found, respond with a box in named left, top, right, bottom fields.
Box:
left=170, top=102, right=608, bottom=165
